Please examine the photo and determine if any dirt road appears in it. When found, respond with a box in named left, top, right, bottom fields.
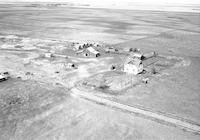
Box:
left=71, top=88, right=200, bottom=135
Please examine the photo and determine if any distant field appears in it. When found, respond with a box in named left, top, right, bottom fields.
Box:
left=0, top=3, right=199, bottom=44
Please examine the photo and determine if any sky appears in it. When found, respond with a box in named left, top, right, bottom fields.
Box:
left=1, top=0, right=200, bottom=5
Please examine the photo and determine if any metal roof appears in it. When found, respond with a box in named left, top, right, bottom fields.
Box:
left=87, top=47, right=100, bottom=54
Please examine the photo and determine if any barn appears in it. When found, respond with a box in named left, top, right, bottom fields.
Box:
left=77, top=47, right=100, bottom=57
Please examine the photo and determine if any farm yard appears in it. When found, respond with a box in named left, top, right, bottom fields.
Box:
left=0, top=2, right=200, bottom=140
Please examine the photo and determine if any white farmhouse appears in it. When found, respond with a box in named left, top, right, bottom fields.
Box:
left=130, top=51, right=144, bottom=60
left=124, top=58, right=143, bottom=75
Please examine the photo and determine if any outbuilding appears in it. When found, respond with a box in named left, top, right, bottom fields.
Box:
left=45, top=52, right=54, bottom=58
left=105, top=47, right=118, bottom=53
left=73, top=43, right=84, bottom=50
left=65, top=62, right=78, bottom=69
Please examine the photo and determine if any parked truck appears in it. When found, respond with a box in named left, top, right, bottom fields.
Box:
left=0, top=72, right=10, bottom=82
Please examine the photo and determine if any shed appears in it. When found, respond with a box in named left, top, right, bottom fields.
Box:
left=45, top=52, right=54, bottom=58
left=105, top=47, right=118, bottom=53
left=73, top=43, right=83, bottom=50
left=55, top=62, right=78, bottom=71
left=65, top=62, right=78, bottom=69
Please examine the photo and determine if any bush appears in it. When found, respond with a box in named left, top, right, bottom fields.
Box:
left=99, top=85, right=109, bottom=90
left=151, top=67, right=157, bottom=74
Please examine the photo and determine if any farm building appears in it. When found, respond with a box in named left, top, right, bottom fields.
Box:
left=130, top=51, right=144, bottom=60
left=55, top=62, right=78, bottom=70
left=77, top=47, right=100, bottom=57
left=105, top=47, right=118, bottom=53
left=65, top=63, right=78, bottom=69
left=124, top=57, right=144, bottom=75
left=73, top=43, right=84, bottom=50
left=93, top=43, right=100, bottom=47
left=143, top=51, right=157, bottom=60
left=45, top=52, right=54, bottom=58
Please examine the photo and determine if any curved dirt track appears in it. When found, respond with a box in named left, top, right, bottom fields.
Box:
left=71, top=88, right=200, bottom=135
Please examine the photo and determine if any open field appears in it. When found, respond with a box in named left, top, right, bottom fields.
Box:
left=1, top=79, right=200, bottom=140
left=0, top=3, right=200, bottom=140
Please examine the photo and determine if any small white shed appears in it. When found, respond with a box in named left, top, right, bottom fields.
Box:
left=73, top=43, right=83, bottom=50
left=45, top=52, right=54, bottom=58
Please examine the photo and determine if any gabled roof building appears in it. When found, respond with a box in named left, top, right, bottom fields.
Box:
left=124, top=57, right=144, bottom=75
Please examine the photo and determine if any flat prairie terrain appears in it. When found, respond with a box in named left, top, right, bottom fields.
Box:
left=1, top=79, right=200, bottom=140
left=0, top=3, right=200, bottom=140
left=0, top=4, right=199, bottom=44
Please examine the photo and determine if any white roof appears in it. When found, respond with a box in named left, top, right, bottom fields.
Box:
left=125, top=57, right=142, bottom=67
left=87, top=47, right=99, bottom=54
left=0, top=75, right=4, bottom=79
left=130, top=52, right=143, bottom=58
left=128, top=59, right=142, bottom=66
left=0, top=74, right=7, bottom=79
